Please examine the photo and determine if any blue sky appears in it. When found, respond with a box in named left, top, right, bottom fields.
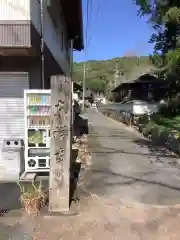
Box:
left=74, top=0, right=154, bottom=63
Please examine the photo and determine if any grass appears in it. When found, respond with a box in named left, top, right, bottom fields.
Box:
left=16, top=181, right=46, bottom=200
left=17, top=182, right=40, bottom=193
left=139, top=115, right=180, bottom=140
left=152, top=115, right=180, bottom=134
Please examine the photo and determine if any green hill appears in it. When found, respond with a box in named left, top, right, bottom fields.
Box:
left=73, top=56, right=153, bottom=93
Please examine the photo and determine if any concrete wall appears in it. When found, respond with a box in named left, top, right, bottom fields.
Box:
left=100, top=101, right=159, bottom=115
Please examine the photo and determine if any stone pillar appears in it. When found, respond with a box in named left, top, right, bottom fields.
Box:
left=49, top=75, right=72, bottom=212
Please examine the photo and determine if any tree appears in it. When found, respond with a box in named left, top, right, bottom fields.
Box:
left=135, top=0, right=180, bottom=95
left=73, top=57, right=152, bottom=95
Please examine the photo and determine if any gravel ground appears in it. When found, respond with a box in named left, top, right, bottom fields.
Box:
left=1, top=196, right=180, bottom=239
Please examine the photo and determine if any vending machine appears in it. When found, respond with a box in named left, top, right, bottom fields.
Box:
left=24, top=90, right=51, bottom=172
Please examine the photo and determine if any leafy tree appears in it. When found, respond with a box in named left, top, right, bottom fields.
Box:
left=135, top=0, right=180, bottom=96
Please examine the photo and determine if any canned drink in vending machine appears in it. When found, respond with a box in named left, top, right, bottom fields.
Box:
left=42, top=95, right=46, bottom=105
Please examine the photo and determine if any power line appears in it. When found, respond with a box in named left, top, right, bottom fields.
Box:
left=85, top=0, right=90, bottom=57
left=82, top=0, right=101, bottom=110
left=88, top=0, right=93, bottom=39
left=86, top=0, right=101, bottom=52
left=82, top=0, right=91, bottom=111
left=84, top=0, right=101, bottom=70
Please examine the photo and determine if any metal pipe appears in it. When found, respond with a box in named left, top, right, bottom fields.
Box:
left=40, top=0, right=45, bottom=89
left=69, top=39, right=74, bottom=78
left=69, top=39, right=74, bottom=126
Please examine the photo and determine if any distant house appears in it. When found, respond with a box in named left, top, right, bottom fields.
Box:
left=112, top=74, right=169, bottom=102
left=73, top=82, right=82, bottom=100
left=73, top=82, right=82, bottom=93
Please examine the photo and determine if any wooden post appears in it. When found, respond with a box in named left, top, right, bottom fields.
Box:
left=49, top=75, right=72, bottom=212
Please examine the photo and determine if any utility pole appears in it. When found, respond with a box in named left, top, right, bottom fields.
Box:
left=82, top=62, right=86, bottom=112
left=114, top=62, right=119, bottom=89
left=40, top=0, right=45, bottom=89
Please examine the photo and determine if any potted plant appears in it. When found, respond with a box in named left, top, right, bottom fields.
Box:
left=17, top=182, right=45, bottom=215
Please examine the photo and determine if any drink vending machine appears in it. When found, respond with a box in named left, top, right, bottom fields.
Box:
left=24, top=90, right=51, bottom=172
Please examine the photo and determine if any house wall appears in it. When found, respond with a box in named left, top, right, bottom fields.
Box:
left=0, top=0, right=31, bottom=48
left=30, top=0, right=70, bottom=76
left=0, top=0, right=70, bottom=76
left=114, top=83, right=169, bottom=102
left=0, top=56, right=42, bottom=88
left=0, top=47, right=63, bottom=89
left=0, top=0, right=30, bottom=20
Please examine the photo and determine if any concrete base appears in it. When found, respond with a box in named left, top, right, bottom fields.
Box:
left=42, top=207, right=80, bottom=217
left=19, top=171, right=49, bottom=182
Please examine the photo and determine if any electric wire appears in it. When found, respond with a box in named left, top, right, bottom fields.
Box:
left=83, top=0, right=101, bottom=107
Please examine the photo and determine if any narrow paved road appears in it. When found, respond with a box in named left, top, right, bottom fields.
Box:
left=85, top=107, right=180, bottom=205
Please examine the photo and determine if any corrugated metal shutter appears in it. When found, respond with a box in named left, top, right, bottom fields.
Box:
left=0, top=72, right=29, bottom=181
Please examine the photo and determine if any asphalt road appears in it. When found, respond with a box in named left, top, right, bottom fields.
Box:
left=85, top=107, right=180, bottom=205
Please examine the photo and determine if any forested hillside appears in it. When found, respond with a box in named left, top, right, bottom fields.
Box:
left=73, top=56, right=153, bottom=93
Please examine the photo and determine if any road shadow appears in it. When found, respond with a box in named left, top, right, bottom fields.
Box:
left=70, top=113, right=89, bottom=206
left=90, top=126, right=177, bottom=161
left=90, top=133, right=139, bottom=140
left=87, top=129, right=180, bottom=205
left=91, top=145, right=177, bottom=161
left=70, top=148, right=81, bottom=207
left=132, top=138, right=178, bottom=164
left=86, top=165, right=180, bottom=205
left=70, top=162, right=81, bottom=206
left=74, top=115, right=89, bottom=137
left=0, top=183, right=22, bottom=213
left=90, top=169, right=180, bottom=192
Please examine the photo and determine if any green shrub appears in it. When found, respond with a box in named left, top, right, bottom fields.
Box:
left=151, top=113, right=162, bottom=124
left=159, top=99, right=180, bottom=117
left=142, top=122, right=155, bottom=137
left=138, top=114, right=149, bottom=124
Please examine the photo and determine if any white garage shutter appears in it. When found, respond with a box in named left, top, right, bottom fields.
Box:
left=0, top=72, right=29, bottom=140
left=0, top=72, right=29, bottom=181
